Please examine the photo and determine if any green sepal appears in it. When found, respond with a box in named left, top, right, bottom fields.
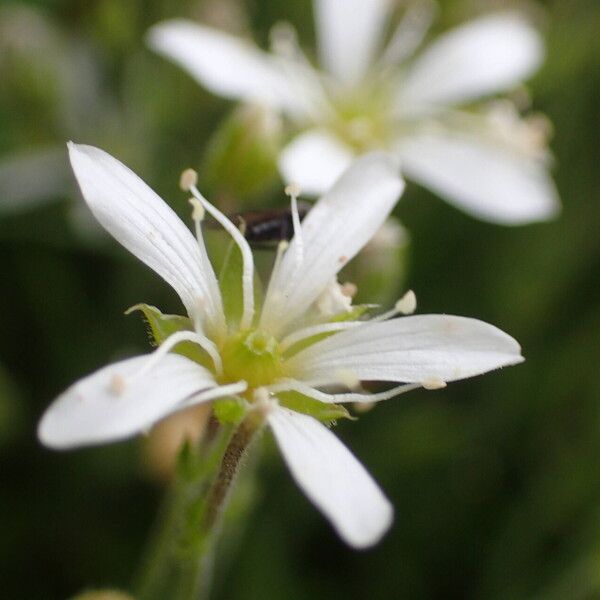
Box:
left=213, top=396, right=248, bottom=425
left=126, top=303, right=191, bottom=344
left=219, top=240, right=263, bottom=329
left=125, top=303, right=210, bottom=368
left=330, top=304, right=371, bottom=322
left=283, top=305, right=372, bottom=357
left=277, top=390, right=354, bottom=425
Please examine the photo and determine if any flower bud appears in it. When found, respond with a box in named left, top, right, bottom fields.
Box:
left=200, top=104, right=282, bottom=205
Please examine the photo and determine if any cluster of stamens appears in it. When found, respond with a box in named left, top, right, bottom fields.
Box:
left=105, top=170, right=447, bottom=406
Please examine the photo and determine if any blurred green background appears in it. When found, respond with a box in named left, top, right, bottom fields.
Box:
left=1, top=0, right=599, bottom=598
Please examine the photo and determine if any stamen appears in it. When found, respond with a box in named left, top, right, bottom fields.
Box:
left=188, top=184, right=255, bottom=331
left=285, top=183, right=304, bottom=270
left=185, top=381, right=249, bottom=408
left=422, top=377, right=447, bottom=390
left=280, top=321, right=362, bottom=353
left=272, top=240, right=289, bottom=278
left=261, top=240, right=289, bottom=321
left=134, top=330, right=223, bottom=381
left=267, top=378, right=422, bottom=404
left=179, top=168, right=198, bottom=192
left=334, top=369, right=360, bottom=390
left=370, top=289, right=417, bottom=322
left=188, top=197, right=207, bottom=262
left=396, top=289, right=417, bottom=315
left=188, top=197, right=205, bottom=222
left=341, top=282, right=358, bottom=298
left=315, top=279, right=354, bottom=317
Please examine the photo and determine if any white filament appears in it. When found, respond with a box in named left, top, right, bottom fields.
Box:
left=134, top=330, right=223, bottom=380
left=267, top=378, right=422, bottom=404
left=185, top=381, right=249, bottom=408
left=285, top=184, right=304, bottom=273
left=189, top=184, right=255, bottom=330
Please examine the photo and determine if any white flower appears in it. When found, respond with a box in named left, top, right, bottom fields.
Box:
left=148, top=2, right=560, bottom=224
left=38, top=143, right=523, bottom=548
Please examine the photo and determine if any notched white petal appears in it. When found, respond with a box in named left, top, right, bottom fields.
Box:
left=261, top=152, right=404, bottom=336
left=147, top=20, right=305, bottom=115
left=287, top=315, right=524, bottom=386
left=38, top=354, right=219, bottom=450
left=314, top=0, right=390, bottom=85
left=396, top=132, right=560, bottom=224
left=398, top=12, right=544, bottom=110
left=67, top=143, right=225, bottom=330
left=268, top=406, right=393, bottom=548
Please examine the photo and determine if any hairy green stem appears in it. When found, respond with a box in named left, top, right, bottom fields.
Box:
left=134, top=410, right=262, bottom=600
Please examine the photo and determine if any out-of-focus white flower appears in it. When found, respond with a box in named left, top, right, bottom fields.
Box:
left=148, top=2, right=559, bottom=224
left=38, top=144, right=523, bottom=547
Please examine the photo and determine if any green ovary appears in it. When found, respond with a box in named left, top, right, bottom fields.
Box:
left=219, top=329, right=284, bottom=390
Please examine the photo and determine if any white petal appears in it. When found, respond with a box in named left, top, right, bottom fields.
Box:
left=38, top=354, right=221, bottom=449
left=396, top=131, right=559, bottom=224
left=287, top=315, right=524, bottom=385
left=397, top=12, right=544, bottom=110
left=314, top=0, right=390, bottom=86
left=278, top=129, right=355, bottom=195
left=268, top=406, right=392, bottom=548
left=68, top=143, right=225, bottom=331
left=147, top=20, right=307, bottom=117
left=260, top=152, right=404, bottom=336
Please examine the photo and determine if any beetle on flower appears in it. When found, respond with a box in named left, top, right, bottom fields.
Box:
left=38, top=144, right=523, bottom=548
left=148, top=0, right=559, bottom=224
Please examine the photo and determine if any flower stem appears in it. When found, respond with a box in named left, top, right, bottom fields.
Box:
left=134, top=410, right=263, bottom=600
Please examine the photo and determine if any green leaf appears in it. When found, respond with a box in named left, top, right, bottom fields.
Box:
left=277, top=390, right=354, bottom=424
left=126, top=303, right=210, bottom=367
left=213, top=397, right=248, bottom=425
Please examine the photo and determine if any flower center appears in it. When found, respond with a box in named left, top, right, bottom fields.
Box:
left=219, top=329, right=284, bottom=390
left=329, top=85, right=394, bottom=150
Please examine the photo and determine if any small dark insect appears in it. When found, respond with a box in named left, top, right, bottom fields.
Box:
left=228, top=201, right=312, bottom=248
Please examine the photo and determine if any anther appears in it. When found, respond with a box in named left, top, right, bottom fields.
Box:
left=188, top=197, right=205, bottom=222
left=179, top=168, right=198, bottom=192
left=341, top=282, right=358, bottom=298
left=335, top=369, right=361, bottom=390
left=187, top=184, right=255, bottom=330
left=285, top=182, right=302, bottom=198
left=422, top=377, right=447, bottom=390
left=395, top=290, right=417, bottom=315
